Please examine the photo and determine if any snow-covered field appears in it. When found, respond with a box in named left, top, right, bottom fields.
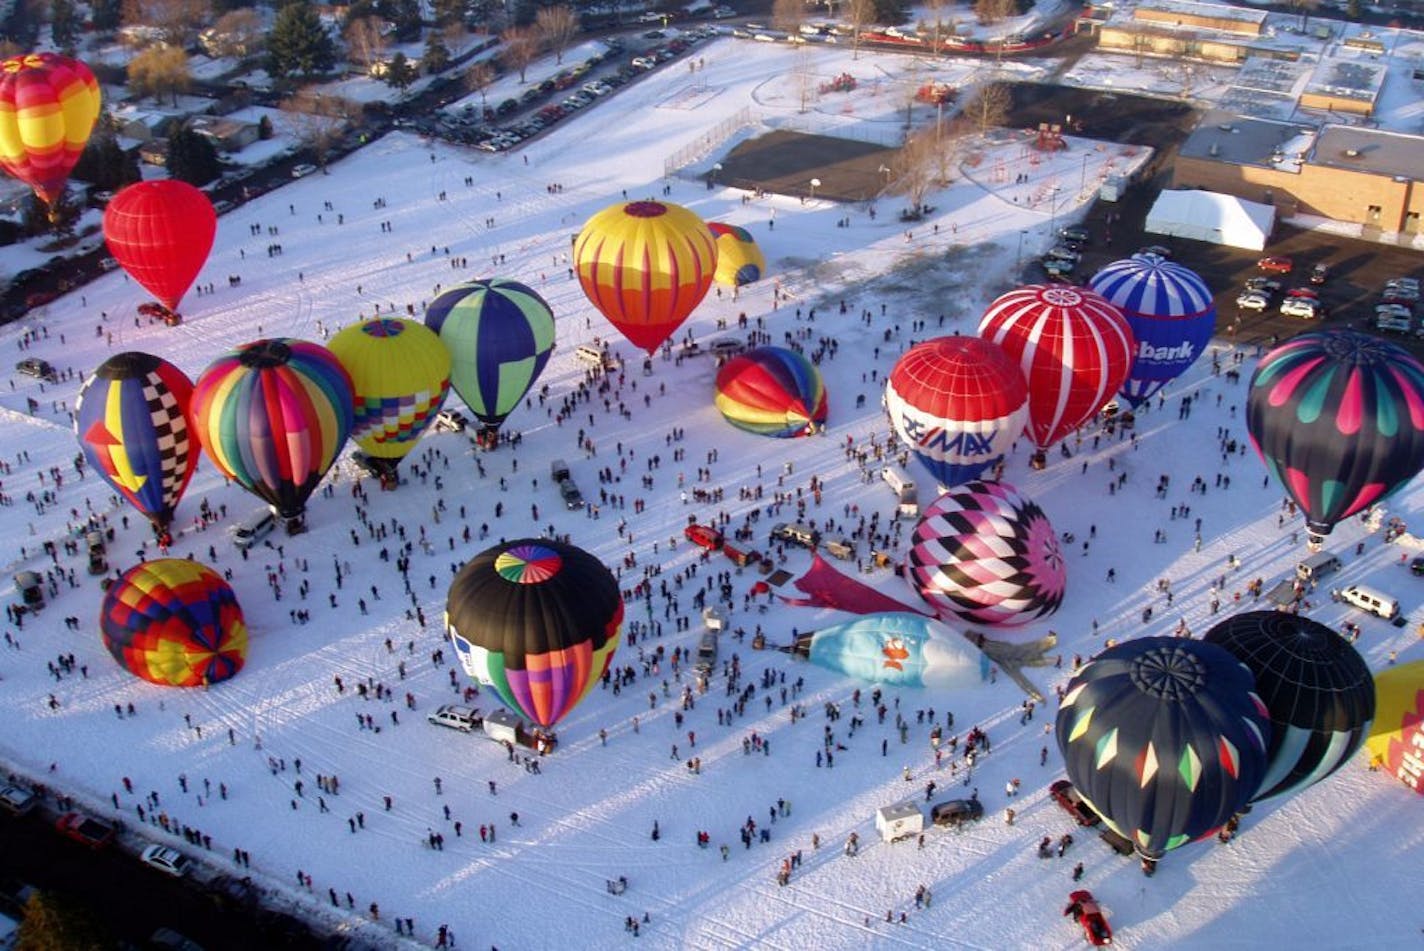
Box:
left=2, top=37, right=1423, bottom=949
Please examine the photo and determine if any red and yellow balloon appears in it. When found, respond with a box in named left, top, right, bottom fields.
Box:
left=0, top=52, right=101, bottom=216
left=573, top=200, right=718, bottom=354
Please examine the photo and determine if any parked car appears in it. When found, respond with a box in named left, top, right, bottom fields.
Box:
left=150, top=927, right=206, bottom=951
left=1136, top=244, right=1172, bottom=259
left=1309, top=262, right=1331, bottom=285
left=1059, top=225, right=1090, bottom=245
left=1244, top=276, right=1282, bottom=294
left=1257, top=255, right=1294, bottom=273
left=930, top=798, right=984, bottom=826
left=207, top=873, right=259, bottom=912
left=1064, top=890, right=1113, bottom=947
left=15, top=357, right=56, bottom=382
left=140, top=844, right=192, bottom=878
left=0, top=783, right=37, bottom=816
left=1411, top=555, right=1424, bottom=576
left=290, top=163, right=317, bottom=178
left=55, top=812, right=117, bottom=849
left=684, top=523, right=724, bottom=550
left=427, top=704, right=479, bottom=732
left=1279, top=297, right=1322, bottom=319
left=1049, top=779, right=1101, bottom=827
left=1235, top=291, right=1269, bottom=311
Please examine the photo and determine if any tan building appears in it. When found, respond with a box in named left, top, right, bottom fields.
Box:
left=1173, top=110, right=1424, bottom=235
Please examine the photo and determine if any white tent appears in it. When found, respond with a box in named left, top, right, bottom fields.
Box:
left=1144, top=189, right=1275, bottom=251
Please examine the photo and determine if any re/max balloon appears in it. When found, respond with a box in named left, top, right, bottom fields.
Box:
left=1056, top=637, right=1271, bottom=860
left=103, top=180, right=216, bottom=313
left=446, top=538, right=623, bottom=728
left=714, top=346, right=827, bottom=437
left=191, top=339, right=354, bottom=524
left=75, top=352, right=199, bottom=535
left=574, top=201, right=717, bottom=354
left=884, top=337, right=1028, bottom=488
left=1203, top=610, right=1374, bottom=802
left=1089, top=254, right=1215, bottom=408
left=978, top=284, right=1135, bottom=450
left=1365, top=660, right=1424, bottom=794
left=327, top=317, right=451, bottom=480
left=791, top=613, right=989, bottom=688
left=100, top=559, right=247, bottom=687
left=1247, top=330, right=1424, bottom=544
left=0, top=53, right=100, bottom=214
left=423, top=279, right=554, bottom=440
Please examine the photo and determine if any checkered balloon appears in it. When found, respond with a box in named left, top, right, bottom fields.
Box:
left=905, top=480, right=1066, bottom=627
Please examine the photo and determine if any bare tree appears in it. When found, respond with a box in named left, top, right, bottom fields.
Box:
left=771, top=0, right=804, bottom=35
left=122, top=0, right=208, bottom=46
left=500, top=25, right=541, bottom=84
left=963, top=82, right=1011, bottom=134
left=973, top=0, right=1015, bottom=26
left=279, top=90, right=356, bottom=167
left=345, top=16, right=388, bottom=74
left=464, top=61, right=495, bottom=114
left=924, top=0, right=946, bottom=53
left=127, top=43, right=191, bottom=105
left=846, top=0, right=875, bottom=60
left=209, top=9, right=264, bottom=59
left=535, top=6, right=579, bottom=66
left=891, top=125, right=940, bottom=217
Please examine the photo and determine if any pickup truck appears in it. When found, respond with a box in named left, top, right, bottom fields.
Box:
left=1049, top=780, right=1101, bottom=827
left=56, top=812, right=117, bottom=849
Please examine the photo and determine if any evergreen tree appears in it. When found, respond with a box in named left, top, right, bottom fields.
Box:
left=90, top=0, right=121, bottom=32
left=422, top=31, right=451, bottom=75
left=871, top=0, right=905, bottom=24
left=431, top=0, right=465, bottom=27
left=258, top=114, right=274, bottom=139
left=268, top=1, right=337, bottom=80
left=72, top=131, right=141, bottom=190
left=166, top=127, right=221, bottom=186
left=50, top=0, right=80, bottom=52
left=384, top=51, right=416, bottom=94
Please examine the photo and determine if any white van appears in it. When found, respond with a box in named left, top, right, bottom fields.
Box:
left=1337, top=584, right=1400, bottom=619
left=427, top=704, right=479, bottom=732
left=575, top=344, right=619, bottom=371
left=231, top=509, right=277, bottom=550
left=1296, top=552, right=1343, bottom=584
left=882, top=466, right=919, bottom=517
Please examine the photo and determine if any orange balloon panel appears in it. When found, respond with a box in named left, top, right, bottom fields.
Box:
left=0, top=53, right=101, bottom=207
left=573, top=200, right=717, bottom=354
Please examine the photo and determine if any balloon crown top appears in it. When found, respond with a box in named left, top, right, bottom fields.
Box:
left=1037, top=285, right=1085, bottom=306
left=97, top=351, right=160, bottom=379
left=1128, top=645, right=1207, bottom=701
left=494, top=543, right=563, bottom=584
left=361, top=318, right=406, bottom=338
left=238, top=339, right=293, bottom=369
left=624, top=201, right=668, bottom=219
left=3, top=53, right=53, bottom=71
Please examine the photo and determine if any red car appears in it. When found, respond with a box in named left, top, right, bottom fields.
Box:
left=684, top=523, right=724, bottom=550
left=1257, top=255, right=1293, bottom=274
left=1064, top=890, right=1113, bottom=946
left=56, top=812, right=116, bottom=850
left=1049, top=779, right=1101, bottom=827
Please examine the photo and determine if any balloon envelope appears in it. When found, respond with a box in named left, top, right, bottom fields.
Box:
left=191, top=339, right=354, bottom=520
left=423, top=279, right=554, bottom=435
left=707, top=222, right=766, bottom=286
left=715, top=346, right=827, bottom=437
left=978, top=284, right=1135, bottom=449
left=1366, top=660, right=1424, bottom=794
left=327, top=317, right=451, bottom=472
left=0, top=52, right=100, bottom=209
left=75, top=352, right=198, bottom=533
left=1246, top=330, right=1424, bottom=542
left=1088, top=254, right=1215, bottom=408
left=103, top=180, right=216, bottom=313
left=574, top=200, right=717, bottom=353
left=1203, top=610, right=1374, bottom=801
left=446, top=538, right=623, bottom=728
left=905, top=480, right=1065, bottom=628
left=885, top=337, right=1028, bottom=487
left=796, top=613, right=988, bottom=688
left=1056, top=637, right=1271, bottom=860
left=100, top=559, right=246, bottom=687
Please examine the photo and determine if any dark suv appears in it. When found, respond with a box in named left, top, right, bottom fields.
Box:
left=930, top=798, right=984, bottom=826
left=16, top=358, right=56, bottom=382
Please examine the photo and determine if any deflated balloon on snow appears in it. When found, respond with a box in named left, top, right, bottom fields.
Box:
left=791, top=613, right=988, bottom=689
left=715, top=346, right=827, bottom=437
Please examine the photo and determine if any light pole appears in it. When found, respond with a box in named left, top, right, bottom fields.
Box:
left=1048, top=186, right=1062, bottom=244
left=809, top=177, right=821, bottom=201
left=1016, top=228, right=1026, bottom=269
left=1080, top=153, right=1089, bottom=194
left=712, top=162, right=723, bottom=188
left=878, top=164, right=892, bottom=190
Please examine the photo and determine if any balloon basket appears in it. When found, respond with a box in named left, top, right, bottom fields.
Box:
left=284, top=516, right=308, bottom=536
left=1029, top=451, right=1047, bottom=471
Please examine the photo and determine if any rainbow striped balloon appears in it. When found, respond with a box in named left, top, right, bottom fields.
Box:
left=714, top=346, right=827, bottom=437
left=0, top=52, right=101, bottom=211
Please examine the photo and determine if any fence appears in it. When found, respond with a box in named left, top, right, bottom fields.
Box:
left=662, top=106, right=755, bottom=178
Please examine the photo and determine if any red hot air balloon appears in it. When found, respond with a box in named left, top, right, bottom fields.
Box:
left=103, top=181, right=217, bottom=315
left=0, top=53, right=101, bottom=218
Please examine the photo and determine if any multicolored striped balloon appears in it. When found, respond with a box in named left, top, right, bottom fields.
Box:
left=1246, top=330, right=1424, bottom=543
left=423, top=279, right=553, bottom=438
left=0, top=52, right=100, bottom=212
left=574, top=200, right=717, bottom=354
left=191, top=339, right=354, bottom=520
left=905, top=480, right=1065, bottom=629
left=328, top=318, right=450, bottom=475
left=446, top=538, right=623, bottom=728
left=1089, top=253, right=1215, bottom=408
left=100, top=559, right=247, bottom=687
left=978, top=284, right=1134, bottom=449
left=707, top=222, right=766, bottom=287
left=714, top=346, right=827, bottom=437
left=75, top=352, right=199, bottom=534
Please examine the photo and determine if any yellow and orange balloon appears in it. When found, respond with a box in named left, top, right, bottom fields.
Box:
left=1367, top=660, right=1422, bottom=795
left=573, top=200, right=718, bottom=354
left=0, top=52, right=101, bottom=216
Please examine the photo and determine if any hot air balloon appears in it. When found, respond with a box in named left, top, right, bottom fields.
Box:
left=99, top=559, right=247, bottom=687
left=1203, top=610, right=1374, bottom=802
left=714, top=345, right=827, bottom=437
left=707, top=222, right=766, bottom=287
left=422, top=279, right=553, bottom=446
left=75, top=352, right=199, bottom=539
left=1246, top=330, right=1424, bottom=546
left=191, top=339, right=354, bottom=530
left=1088, top=254, right=1215, bottom=408
left=1056, top=637, right=1271, bottom=861
left=884, top=337, right=1028, bottom=488
left=1366, top=660, right=1424, bottom=794
left=978, top=284, right=1135, bottom=462
left=446, top=538, right=623, bottom=729
left=102, top=180, right=216, bottom=315
left=327, top=317, right=451, bottom=486
left=784, top=613, right=988, bottom=688
left=573, top=200, right=717, bottom=354
left=0, top=52, right=101, bottom=219
left=905, top=480, right=1066, bottom=629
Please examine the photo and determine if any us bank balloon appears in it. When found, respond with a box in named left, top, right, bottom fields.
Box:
left=446, top=538, right=623, bottom=729
left=1056, top=637, right=1271, bottom=861
left=885, top=337, right=1028, bottom=487
left=1246, top=330, right=1424, bottom=545
left=75, top=352, right=198, bottom=535
left=715, top=346, right=827, bottom=437
left=0, top=52, right=101, bottom=217
left=1367, top=660, right=1424, bottom=794
left=103, top=180, right=216, bottom=314
left=788, top=613, right=988, bottom=688
left=574, top=200, right=717, bottom=354
left=1089, top=254, right=1215, bottom=408
left=191, top=339, right=354, bottom=526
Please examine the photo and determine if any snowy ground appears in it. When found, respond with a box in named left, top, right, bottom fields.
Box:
left=2, top=37, right=1423, bottom=951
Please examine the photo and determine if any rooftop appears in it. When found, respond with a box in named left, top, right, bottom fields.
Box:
left=1179, top=110, right=1317, bottom=173
left=1312, top=125, right=1424, bottom=179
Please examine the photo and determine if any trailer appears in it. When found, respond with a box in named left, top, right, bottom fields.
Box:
left=875, top=801, right=924, bottom=842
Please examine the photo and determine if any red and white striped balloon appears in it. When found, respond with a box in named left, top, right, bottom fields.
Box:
left=978, top=284, right=1135, bottom=450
